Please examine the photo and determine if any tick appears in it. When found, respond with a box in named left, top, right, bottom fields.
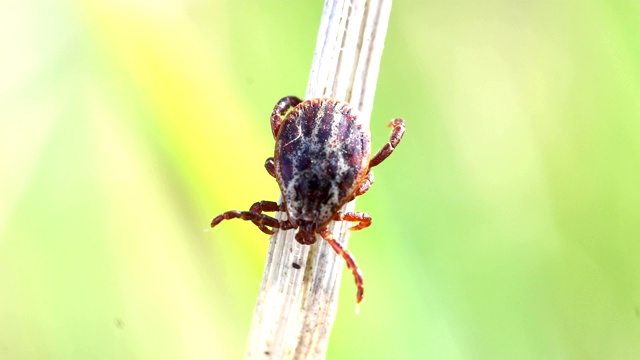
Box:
left=210, top=96, right=405, bottom=304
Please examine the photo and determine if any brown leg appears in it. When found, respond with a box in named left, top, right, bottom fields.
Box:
left=369, top=118, right=405, bottom=168
left=264, top=157, right=276, bottom=178
left=250, top=200, right=283, bottom=234
left=271, top=96, right=302, bottom=139
left=319, top=228, right=364, bottom=304
left=334, top=211, right=372, bottom=231
left=355, top=171, right=374, bottom=197
left=344, top=171, right=375, bottom=204
left=211, top=201, right=293, bottom=234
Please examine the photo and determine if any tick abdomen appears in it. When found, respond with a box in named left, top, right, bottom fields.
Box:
left=275, top=99, right=371, bottom=228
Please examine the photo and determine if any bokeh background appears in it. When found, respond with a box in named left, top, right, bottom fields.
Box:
left=2, top=0, right=640, bottom=359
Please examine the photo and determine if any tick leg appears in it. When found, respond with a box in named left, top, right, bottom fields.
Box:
left=211, top=202, right=293, bottom=234
left=264, top=157, right=276, bottom=178
left=211, top=210, right=280, bottom=230
left=319, top=228, right=364, bottom=304
left=356, top=171, right=375, bottom=197
left=250, top=200, right=284, bottom=234
left=334, top=211, right=372, bottom=231
left=344, top=172, right=375, bottom=204
left=369, top=118, right=405, bottom=168
left=271, top=96, right=303, bottom=139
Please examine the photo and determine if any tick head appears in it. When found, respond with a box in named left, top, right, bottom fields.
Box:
left=294, top=220, right=317, bottom=245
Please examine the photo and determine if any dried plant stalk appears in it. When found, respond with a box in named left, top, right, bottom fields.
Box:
left=246, top=1, right=392, bottom=359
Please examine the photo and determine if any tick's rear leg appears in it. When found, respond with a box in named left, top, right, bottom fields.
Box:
left=264, top=157, right=276, bottom=178
left=369, top=118, right=405, bottom=168
left=271, top=96, right=302, bottom=139
left=334, top=211, right=372, bottom=231
left=319, top=228, right=364, bottom=304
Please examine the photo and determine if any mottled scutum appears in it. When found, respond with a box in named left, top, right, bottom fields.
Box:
left=275, top=98, right=371, bottom=230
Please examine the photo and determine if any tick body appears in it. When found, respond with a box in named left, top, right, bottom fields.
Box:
left=211, top=96, right=405, bottom=304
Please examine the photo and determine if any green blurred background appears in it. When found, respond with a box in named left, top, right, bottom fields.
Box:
left=1, top=0, right=639, bottom=359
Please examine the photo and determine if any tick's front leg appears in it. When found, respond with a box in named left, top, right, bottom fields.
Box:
left=210, top=210, right=279, bottom=230
left=319, top=228, right=364, bottom=304
left=333, top=211, right=372, bottom=231
left=210, top=201, right=292, bottom=234
left=250, top=200, right=285, bottom=234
